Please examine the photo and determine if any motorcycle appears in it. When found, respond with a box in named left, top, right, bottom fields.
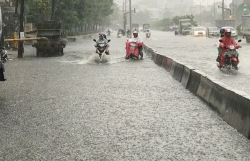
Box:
left=4, top=41, right=12, bottom=50
left=125, top=40, right=144, bottom=59
left=146, top=32, right=151, bottom=38
left=117, top=32, right=122, bottom=38
left=93, top=39, right=111, bottom=62
left=218, top=39, right=241, bottom=72
left=0, top=48, right=8, bottom=63
left=107, top=31, right=111, bottom=36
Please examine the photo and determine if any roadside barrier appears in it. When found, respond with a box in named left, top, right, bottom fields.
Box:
left=145, top=43, right=250, bottom=139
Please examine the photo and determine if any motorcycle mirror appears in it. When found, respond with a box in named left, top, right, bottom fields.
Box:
left=93, top=39, right=96, bottom=42
left=219, top=39, right=223, bottom=42
left=238, top=39, right=242, bottom=42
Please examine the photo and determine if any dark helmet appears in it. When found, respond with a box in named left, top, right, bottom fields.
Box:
left=220, top=28, right=225, bottom=34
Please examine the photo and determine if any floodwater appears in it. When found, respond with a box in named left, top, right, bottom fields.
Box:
left=0, top=32, right=250, bottom=160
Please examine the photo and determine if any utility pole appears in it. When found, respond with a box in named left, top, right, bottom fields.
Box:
left=18, top=0, right=24, bottom=58
left=200, top=2, right=201, bottom=25
left=123, top=0, right=125, bottom=31
left=222, top=0, right=225, bottom=21
left=214, top=0, right=215, bottom=19
left=129, top=0, right=132, bottom=38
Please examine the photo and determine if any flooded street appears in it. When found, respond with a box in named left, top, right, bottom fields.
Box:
left=144, top=30, right=250, bottom=95
left=1, top=33, right=250, bottom=160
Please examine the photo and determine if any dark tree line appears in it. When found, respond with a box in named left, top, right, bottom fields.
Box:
left=6, top=0, right=114, bottom=34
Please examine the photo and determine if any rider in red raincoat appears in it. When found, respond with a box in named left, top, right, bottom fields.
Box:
left=219, top=29, right=239, bottom=67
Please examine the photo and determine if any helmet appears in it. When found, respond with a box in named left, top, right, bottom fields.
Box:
left=225, top=29, right=231, bottom=33
left=99, top=33, right=104, bottom=39
left=133, top=31, right=138, bottom=38
left=220, top=28, right=225, bottom=34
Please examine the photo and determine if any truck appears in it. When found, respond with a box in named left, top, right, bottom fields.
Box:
left=132, top=23, right=140, bottom=32
left=242, top=15, right=250, bottom=43
left=178, top=19, right=192, bottom=35
left=142, top=23, right=150, bottom=32
left=32, top=20, right=66, bottom=57
left=215, top=19, right=236, bottom=29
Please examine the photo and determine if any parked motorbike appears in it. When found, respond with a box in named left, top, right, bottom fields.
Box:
left=4, top=36, right=12, bottom=50
left=93, top=39, right=111, bottom=60
left=218, top=39, right=241, bottom=72
left=0, top=48, right=8, bottom=63
left=125, top=40, right=144, bottom=59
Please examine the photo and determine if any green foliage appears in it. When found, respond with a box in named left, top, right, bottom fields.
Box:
left=26, top=0, right=114, bottom=32
left=150, top=18, right=173, bottom=29
left=150, top=15, right=198, bottom=30
left=172, top=15, right=197, bottom=26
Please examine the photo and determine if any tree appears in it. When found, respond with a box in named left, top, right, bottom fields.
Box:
left=172, top=15, right=197, bottom=27
left=26, top=0, right=114, bottom=33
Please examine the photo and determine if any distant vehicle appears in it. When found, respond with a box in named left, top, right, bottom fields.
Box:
left=215, top=19, right=235, bottom=29
left=178, top=19, right=192, bottom=35
left=132, top=23, right=140, bottom=32
left=106, top=28, right=113, bottom=33
left=242, top=15, right=250, bottom=43
left=191, top=27, right=206, bottom=37
left=221, top=26, right=238, bottom=40
left=142, top=23, right=150, bottom=32
left=206, top=26, right=219, bottom=38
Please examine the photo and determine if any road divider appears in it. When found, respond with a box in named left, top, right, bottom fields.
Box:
left=145, top=44, right=250, bottom=139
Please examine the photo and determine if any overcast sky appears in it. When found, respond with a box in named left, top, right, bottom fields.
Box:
left=114, top=0, right=231, bottom=6
left=194, top=0, right=230, bottom=6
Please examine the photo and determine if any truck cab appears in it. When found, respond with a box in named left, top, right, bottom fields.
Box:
left=178, top=19, right=191, bottom=35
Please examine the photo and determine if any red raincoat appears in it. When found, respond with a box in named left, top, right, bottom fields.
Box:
left=219, top=36, right=239, bottom=67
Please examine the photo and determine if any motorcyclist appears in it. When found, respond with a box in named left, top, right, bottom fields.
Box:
left=126, top=29, right=130, bottom=38
left=95, top=33, right=109, bottom=55
left=107, top=29, right=111, bottom=36
left=127, top=31, right=144, bottom=58
left=117, top=29, right=122, bottom=37
left=219, top=28, right=240, bottom=67
left=146, top=29, right=151, bottom=38
left=216, top=28, right=225, bottom=62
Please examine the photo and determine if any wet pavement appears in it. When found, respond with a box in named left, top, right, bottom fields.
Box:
left=0, top=33, right=250, bottom=160
left=144, top=30, right=250, bottom=95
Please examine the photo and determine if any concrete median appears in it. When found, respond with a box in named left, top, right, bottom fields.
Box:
left=170, top=60, right=184, bottom=82
left=161, top=56, right=173, bottom=72
left=181, top=65, right=195, bottom=89
left=144, top=43, right=250, bottom=139
left=154, top=53, right=164, bottom=66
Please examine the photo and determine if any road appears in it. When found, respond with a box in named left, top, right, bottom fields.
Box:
left=0, top=33, right=250, bottom=160
left=144, top=30, right=250, bottom=95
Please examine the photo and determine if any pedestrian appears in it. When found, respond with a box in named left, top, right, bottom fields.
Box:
left=0, top=60, right=6, bottom=81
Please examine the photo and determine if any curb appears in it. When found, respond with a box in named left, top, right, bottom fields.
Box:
left=145, top=43, right=250, bottom=139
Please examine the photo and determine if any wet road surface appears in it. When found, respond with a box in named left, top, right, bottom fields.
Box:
left=0, top=33, right=250, bottom=160
left=144, top=30, right=250, bottom=95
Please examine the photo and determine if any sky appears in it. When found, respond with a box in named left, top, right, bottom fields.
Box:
left=114, top=0, right=231, bottom=6
left=194, top=0, right=230, bottom=6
